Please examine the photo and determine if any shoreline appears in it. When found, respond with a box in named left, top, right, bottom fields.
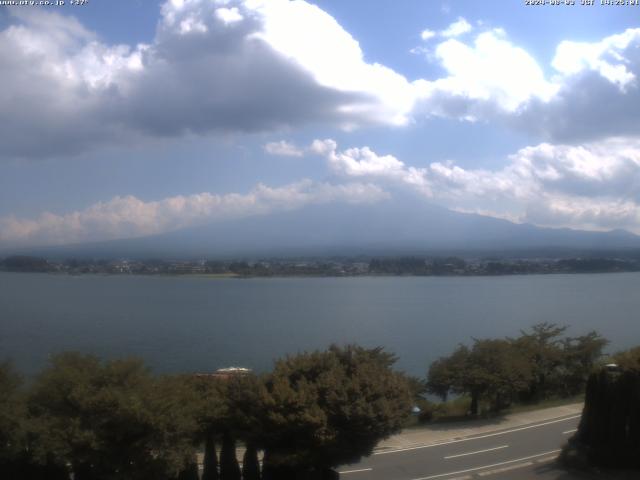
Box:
left=2, top=269, right=640, bottom=279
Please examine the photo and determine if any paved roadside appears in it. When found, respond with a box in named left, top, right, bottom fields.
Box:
left=375, top=403, right=583, bottom=453
left=198, top=403, right=584, bottom=469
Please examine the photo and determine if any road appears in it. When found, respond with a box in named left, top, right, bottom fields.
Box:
left=339, top=414, right=581, bottom=480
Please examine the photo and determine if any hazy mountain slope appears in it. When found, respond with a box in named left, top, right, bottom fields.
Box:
left=7, top=200, right=640, bottom=259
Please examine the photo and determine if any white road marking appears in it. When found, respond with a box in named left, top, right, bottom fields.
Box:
left=374, top=414, right=580, bottom=456
left=562, top=428, right=577, bottom=435
left=535, top=455, right=560, bottom=463
left=444, top=445, right=508, bottom=459
left=409, top=449, right=562, bottom=480
left=477, top=461, right=533, bottom=476
left=339, top=468, right=373, bottom=474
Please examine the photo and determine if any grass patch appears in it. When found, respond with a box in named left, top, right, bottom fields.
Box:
left=405, top=394, right=584, bottom=429
left=502, top=394, right=584, bottom=415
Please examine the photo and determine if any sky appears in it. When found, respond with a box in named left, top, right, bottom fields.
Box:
left=1, top=0, right=640, bottom=248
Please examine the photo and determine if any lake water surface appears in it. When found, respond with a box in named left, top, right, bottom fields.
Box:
left=1, top=272, right=639, bottom=377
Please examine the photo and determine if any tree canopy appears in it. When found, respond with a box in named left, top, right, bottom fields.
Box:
left=1, top=345, right=415, bottom=479
left=427, top=324, right=608, bottom=415
left=27, top=353, right=200, bottom=480
left=259, top=345, right=412, bottom=471
left=613, top=345, right=640, bottom=371
left=0, top=361, right=26, bottom=469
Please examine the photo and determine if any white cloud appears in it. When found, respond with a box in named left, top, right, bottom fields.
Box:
left=311, top=139, right=431, bottom=193
left=513, top=27, right=640, bottom=143
left=0, top=0, right=431, bottom=159
left=247, top=0, right=421, bottom=127
left=421, top=29, right=558, bottom=116
left=0, top=180, right=387, bottom=247
left=412, top=26, right=640, bottom=142
left=264, top=140, right=304, bottom=157
left=312, top=138, right=640, bottom=234
left=426, top=138, right=640, bottom=232
left=552, top=28, right=640, bottom=90
left=421, top=29, right=436, bottom=41
left=215, top=7, right=244, bottom=24
left=2, top=1, right=640, bottom=159
left=418, top=17, right=471, bottom=43
left=441, top=17, right=472, bottom=38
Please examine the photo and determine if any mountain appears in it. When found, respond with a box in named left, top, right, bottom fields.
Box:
left=6, top=200, right=640, bottom=260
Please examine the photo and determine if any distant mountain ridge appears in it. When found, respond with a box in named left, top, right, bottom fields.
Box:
left=5, top=200, right=640, bottom=260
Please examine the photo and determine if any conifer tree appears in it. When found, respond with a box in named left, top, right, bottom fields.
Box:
left=177, top=456, right=200, bottom=480
left=220, top=430, right=241, bottom=480
left=202, top=432, right=219, bottom=480
left=242, top=443, right=260, bottom=480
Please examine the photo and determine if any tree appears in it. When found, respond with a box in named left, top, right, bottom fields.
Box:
left=221, top=373, right=267, bottom=479
left=192, top=373, right=259, bottom=480
left=428, top=325, right=608, bottom=415
left=201, top=432, right=219, bottom=480
left=613, top=346, right=640, bottom=371
left=465, top=339, right=532, bottom=412
left=190, top=375, right=225, bottom=480
left=147, top=375, right=203, bottom=478
left=513, top=323, right=568, bottom=401
left=558, top=331, right=608, bottom=396
left=573, top=364, right=640, bottom=469
left=427, top=345, right=470, bottom=402
left=176, top=456, right=200, bottom=480
left=1, top=255, right=52, bottom=272
left=258, top=345, right=412, bottom=475
left=0, top=361, right=32, bottom=478
left=220, top=430, right=241, bottom=480
left=242, top=443, right=260, bottom=480
left=27, top=353, right=198, bottom=480
left=428, top=340, right=532, bottom=414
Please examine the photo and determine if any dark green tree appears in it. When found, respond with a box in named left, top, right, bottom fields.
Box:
left=201, top=432, right=219, bottom=480
left=147, top=374, right=203, bottom=478
left=465, top=339, right=532, bottom=412
left=428, top=340, right=532, bottom=414
left=176, top=455, right=200, bottom=480
left=513, top=323, right=568, bottom=401
left=427, top=345, right=470, bottom=402
left=0, top=361, right=42, bottom=479
left=242, top=443, right=260, bottom=480
left=558, top=331, right=608, bottom=396
left=613, top=346, right=640, bottom=371
left=27, top=353, right=198, bottom=480
left=0, top=361, right=23, bottom=456
left=220, top=430, right=241, bottom=480
left=190, top=375, right=225, bottom=480
left=258, top=345, right=412, bottom=475
left=221, top=373, right=266, bottom=479
left=574, top=363, right=640, bottom=468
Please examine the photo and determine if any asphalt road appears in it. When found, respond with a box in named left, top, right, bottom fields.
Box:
left=338, top=414, right=581, bottom=480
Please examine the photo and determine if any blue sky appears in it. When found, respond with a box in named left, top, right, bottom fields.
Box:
left=1, top=0, right=639, bottom=247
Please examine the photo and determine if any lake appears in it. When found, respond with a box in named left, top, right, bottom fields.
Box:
left=1, top=272, right=639, bottom=377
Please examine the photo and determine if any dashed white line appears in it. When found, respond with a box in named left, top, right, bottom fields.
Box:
left=562, top=428, right=577, bottom=435
left=409, top=449, right=562, bottom=480
left=444, top=445, right=509, bottom=460
left=374, top=415, right=580, bottom=456
left=339, top=467, right=373, bottom=474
